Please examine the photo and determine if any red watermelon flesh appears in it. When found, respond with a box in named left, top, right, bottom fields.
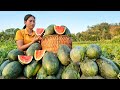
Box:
left=34, top=50, right=46, bottom=61
left=18, top=55, right=33, bottom=64
left=35, top=28, right=45, bottom=36
left=54, top=26, right=66, bottom=35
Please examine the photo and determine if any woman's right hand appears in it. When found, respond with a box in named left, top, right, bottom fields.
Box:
left=32, top=35, right=42, bottom=43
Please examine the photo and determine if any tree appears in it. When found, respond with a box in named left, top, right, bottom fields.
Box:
left=5, top=28, right=15, bottom=34
left=0, top=28, right=20, bottom=41
left=14, top=28, right=20, bottom=34
left=69, top=33, right=77, bottom=42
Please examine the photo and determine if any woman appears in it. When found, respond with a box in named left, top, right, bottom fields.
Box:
left=15, top=14, right=42, bottom=51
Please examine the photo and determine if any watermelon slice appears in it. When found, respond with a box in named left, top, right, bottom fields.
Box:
left=35, top=28, right=45, bottom=36
left=54, top=25, right=66, bottom=35
left=34, top=50, right=46, bottom=61
left=18, top=55, right=33, bottom=64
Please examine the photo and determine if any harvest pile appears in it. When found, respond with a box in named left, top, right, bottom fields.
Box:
left=43, top=24, right=71, bottom=36
left=0, top=24, right=120, bottom=79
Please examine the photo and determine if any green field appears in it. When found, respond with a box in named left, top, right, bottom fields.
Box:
left=0, top=40, right=17, bottom=64
left=73, top=41, right=120, bottom=66
left=0, top=40, right=120, bottom=66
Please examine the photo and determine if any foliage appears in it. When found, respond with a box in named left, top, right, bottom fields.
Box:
left=0, top=40, right=17, bottom=65
left=111, top=35, right=120, bottom=43
left=69, top=22, right=120, bottom=42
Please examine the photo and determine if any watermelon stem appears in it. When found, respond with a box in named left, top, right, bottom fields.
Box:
left=117, top=73, right=120, bottom=79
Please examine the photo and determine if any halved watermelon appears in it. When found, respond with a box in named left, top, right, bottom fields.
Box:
left=34, top=50, right=46, bottom=61
left=54, top=25, right=66, bottom=35
left=18, top=55, right=33, bottom=64
left=35, top=28, right=45, bottom=36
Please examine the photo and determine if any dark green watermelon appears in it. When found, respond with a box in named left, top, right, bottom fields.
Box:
left=56, top=64, right=65, bottom=79
left=26, top=43, right=41, bottom=56
left=36, top=66, right=47, bottom=79
left=96, top=56, right=120, bottom=79
left=2, top=61, right=23, bottom=79
left=42, top=52, right=59, bottom=75
left=24, top=60, right=41, bottom=78
left=44, top=24, right=55, bottom=36
left=7, top=49, right=24, bottom=61
left=0, top=60, right=11, bottom=76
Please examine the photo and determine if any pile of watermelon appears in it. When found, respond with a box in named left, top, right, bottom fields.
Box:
left=0, top=42, right=120, bottom=79
left=35, top=24, right=71, bottom=37
left=0, top=25, right=120, bottom=79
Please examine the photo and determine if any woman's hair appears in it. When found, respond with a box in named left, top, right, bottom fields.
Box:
left=23, top=14, right=35, bottom=29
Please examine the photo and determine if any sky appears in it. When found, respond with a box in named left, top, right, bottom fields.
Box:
left=0, top=11, right=120, bottom=34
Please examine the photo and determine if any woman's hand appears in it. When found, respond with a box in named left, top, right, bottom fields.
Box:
left=38, top=36, right=42, bottom=44
left=32, top=35, right=42, bottom=43
left=38, top=36, right=43, bottom=41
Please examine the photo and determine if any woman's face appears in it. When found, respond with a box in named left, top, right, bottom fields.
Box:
left=25, top=16, right=35, bottom=29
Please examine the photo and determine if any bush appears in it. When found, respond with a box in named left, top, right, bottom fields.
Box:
left=112, top=35, right=120, bottom=43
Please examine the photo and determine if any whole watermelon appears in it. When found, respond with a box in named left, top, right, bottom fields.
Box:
left=57, top=44, right=71, bottom=66
left=61, top=62, right=80, bottom=79
left=36, top=66, right=47, bottom=79
left=26, top=43, right=41, bottom=56
left=7, top=49, right=24, bottom=61
left=2, top=61, right=23, bottom=79
left=65, top=62, right=80, bottom=72
left=24, top=60, right=41, bottom=78
left=62, top=69, right=80, bottom=79
left=96, top=56, right=120, bottom=79
left=56, top=64, right=65, bottom=79
left=44, top=24, right=55, bottom=36
left=86, top=44, right=102, bottom=59
left=42, top=52, right=59, bottom=75
left=0, top=60, right=11, bottom=76
left=70, top=46, right=86, bottom=63
left=80, top=59, right=98, bottom=77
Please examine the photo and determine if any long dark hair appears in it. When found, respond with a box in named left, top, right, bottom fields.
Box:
left=23, top=14, right=35, bottom=29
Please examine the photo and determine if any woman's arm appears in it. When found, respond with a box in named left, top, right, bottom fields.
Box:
left=16, top=40, right=34, bottom=51
left=16, top=36, right=42, bottom=51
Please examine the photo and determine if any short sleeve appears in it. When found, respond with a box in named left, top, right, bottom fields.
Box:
left=15, top=30, right=24, bottom=41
